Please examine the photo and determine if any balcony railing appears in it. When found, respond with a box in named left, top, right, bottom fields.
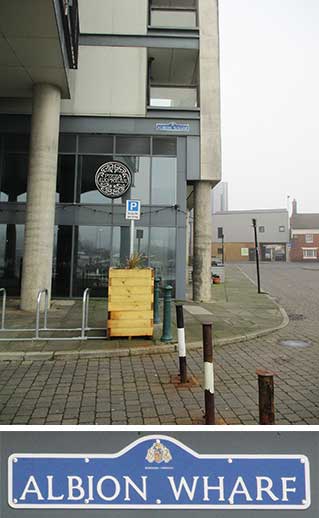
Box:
left=149, top=86, right=198, bottom=109
left=150, top=8, right=197, bottom=28
left=59, top=0, right=79, bottom=69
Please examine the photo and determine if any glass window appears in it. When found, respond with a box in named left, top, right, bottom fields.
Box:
left=305, top=234, right=314, bottom=243
left=279, top=225, right=285, bottom=232
left=56, top=155, right=76, bottom=203
left=151, top=157, right=177, bottom=205
left=303, top=248, right=317, bottom=259
left=150, top=87, right=198, bottom=109
left=150, top=227, right=176, bottom=292
left=59, top=135, right=76, bottom=153
left=52, top=225, right=73, bottom=297
left=78, top=135, right=113, bottom=154
left=153, top=137, right=177, bottom=156
left=0, top=154, right=28, bottom=202
left=0, top=223, right=24, bottom=295
left=134, top=227, right=149, bottom=265
left=73, top=226, right=112, bottom=297
left=4, top=135, right=29, bottom=153
left=150, top=10, right=197, bottom=28
left=115, top=156, right=150, bottom=205
left=259, top=226, right=265, bottom=233
left=115, top=136, right=150, bottom=155
left=77, top=155, right=114, bottom=204
left=151, top=0, right=197, bottom=6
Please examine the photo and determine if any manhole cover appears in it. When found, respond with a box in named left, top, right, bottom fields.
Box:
left=280, top=340, right=312, bottom=349
left=288, top=314, right=305, bottom=321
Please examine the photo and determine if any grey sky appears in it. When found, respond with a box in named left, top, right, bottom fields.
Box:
left=219, top=0, right=319, bottom=213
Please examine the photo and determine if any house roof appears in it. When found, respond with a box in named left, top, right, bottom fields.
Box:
left=291, top=213, right=319, bottom=229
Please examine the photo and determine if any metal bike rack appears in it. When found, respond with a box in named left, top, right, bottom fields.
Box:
left=0, top=288, right=6, bottom=330
left=0, top=287, right=107, bottom=342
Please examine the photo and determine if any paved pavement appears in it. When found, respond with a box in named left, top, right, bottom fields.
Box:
left=0, top=265, right=284, bottom=357
left=0, top=263, right=318, bottom=425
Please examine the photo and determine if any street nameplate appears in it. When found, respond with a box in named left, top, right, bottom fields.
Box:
left=156, top=122, right=190, bottom=132
left=8, top=435, right=310, bottom=510
left=125, top=200, right=141, bottom=220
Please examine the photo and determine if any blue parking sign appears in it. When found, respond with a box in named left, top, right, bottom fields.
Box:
left=126, top=200, right=141, bottom=220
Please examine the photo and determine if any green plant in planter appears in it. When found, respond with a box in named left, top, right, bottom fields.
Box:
left=125, top=252, right=147, bottom=269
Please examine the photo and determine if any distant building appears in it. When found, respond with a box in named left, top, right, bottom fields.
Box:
left=212, top=182, right=228, bottom=213
left=290, top=200, right=319, bottom=262
left=212, top=209, right=289, bottom=262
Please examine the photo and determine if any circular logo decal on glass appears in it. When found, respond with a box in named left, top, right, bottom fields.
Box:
left=95, top=161, right=132, bottom=199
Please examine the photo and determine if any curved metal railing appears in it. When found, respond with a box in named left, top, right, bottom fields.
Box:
left=35, top=289, right=49, bottom=339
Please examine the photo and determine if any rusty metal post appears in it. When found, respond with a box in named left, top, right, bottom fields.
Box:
left=257, top=369, right=275, bottom=425
left=203, top=322, right=215, bottom=424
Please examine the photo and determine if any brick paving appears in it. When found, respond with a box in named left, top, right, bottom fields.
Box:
left=0, top=262, right=318, bottom=425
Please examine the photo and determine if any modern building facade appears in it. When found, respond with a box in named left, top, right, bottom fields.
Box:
left=212, top=209, right=289, bottom=262
left=0, top=0, right=221, bottom=310
left=212, top=181, right=228, bottom=213
left=290, top=200, right=319, bottom=262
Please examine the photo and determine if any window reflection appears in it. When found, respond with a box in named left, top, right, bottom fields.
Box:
left=78, top=155, right=114, bottom=203
left=52, top=225, right=73, bottom=297
left=0, top=154, right=28, bottom=202
left=150, top=227, right=176, bottom=293
left=152, top=157, right=177, bottom=205
left=57, top=155, right=76, bottom=203
left=0, top=224, right=24, bottom=295
left=73, top=226, right=112, bottom=297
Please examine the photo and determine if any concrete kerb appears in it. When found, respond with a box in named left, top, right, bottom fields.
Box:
left=0, top=268, right=289, bottom=361
left=0, top=308, right=288, bottom=361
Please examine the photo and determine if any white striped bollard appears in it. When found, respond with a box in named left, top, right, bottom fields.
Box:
left=202, top=322, right=215, bottom=424
left=176, top=304, right=187, bottom=384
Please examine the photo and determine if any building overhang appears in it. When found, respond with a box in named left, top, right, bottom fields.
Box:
left=0, top=0, right=78, bottom=100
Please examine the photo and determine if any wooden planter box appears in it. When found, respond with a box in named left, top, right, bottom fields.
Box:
left=107, top=267, right=154, bottom=338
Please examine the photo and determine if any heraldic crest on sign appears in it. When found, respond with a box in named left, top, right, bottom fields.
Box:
left=145, top=439, right=172, bottom=464
left=95, top=161, right=132, bottom=199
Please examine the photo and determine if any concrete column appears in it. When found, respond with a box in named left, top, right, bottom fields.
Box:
left=193, top=181, right=213, bottom=302
left=21, top=83, right=61, bottom=312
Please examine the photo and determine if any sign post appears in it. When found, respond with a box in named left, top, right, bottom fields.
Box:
left=126, top=200, right=141, bottom=258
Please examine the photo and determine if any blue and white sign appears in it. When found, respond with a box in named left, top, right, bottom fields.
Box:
left=156, top=122, right=190, bottom=132
left=8, top=435, right=310, bottom=510
left=125, top=200, right=141, bottom=220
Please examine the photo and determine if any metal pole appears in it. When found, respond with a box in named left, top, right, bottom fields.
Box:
left=153, top=277, right=161, bottom=324
left=252, top=218, right=261, bottom=294
left=160, top=285, right=173, bottom=342
left=221, top=234, right=225, bottom=264
left=176, top=304, right=187, bottom=383
left=130, top=219, right=134, bottom=258
left=81, top=289, right=89, bottom=339
left=0, top=288, right=6, bottom=330
left=85, top=288, right=90, bottom=329
left=257, top=369, right=275, bottom=425
left=35, top=290, right=43, bottom=340
left=43, top=289, right=48, bottom=330
left=202, top=322, right=215, bottom=424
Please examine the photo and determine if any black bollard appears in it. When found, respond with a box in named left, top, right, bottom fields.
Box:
left=176, top=304, right=187, bottom=383
left=202, top=322, right=215, bottom=425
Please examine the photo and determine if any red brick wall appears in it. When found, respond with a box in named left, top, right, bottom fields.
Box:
left=290, top=234, right=319, bottom=262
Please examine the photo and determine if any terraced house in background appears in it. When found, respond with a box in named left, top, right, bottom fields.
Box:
left=0, top=0, right=221, bottom=310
